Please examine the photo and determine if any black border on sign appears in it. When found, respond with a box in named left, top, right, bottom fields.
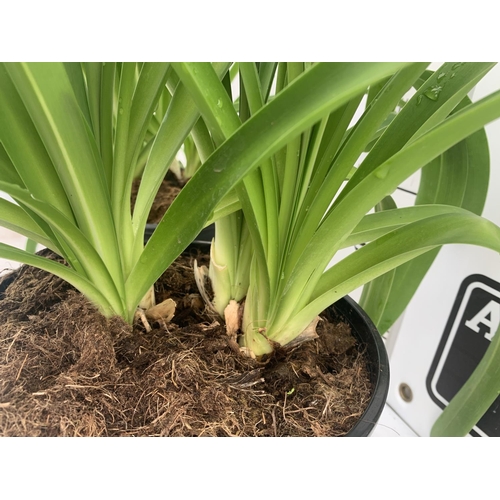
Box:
left=426, top=273, right=500, bottom=437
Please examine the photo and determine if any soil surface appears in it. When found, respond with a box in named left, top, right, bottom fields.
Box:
left=0, top=176, right=373, bottom=436
left=0, top=248, right=373, bottom=436
left=131, top=170, right=183, bottom=223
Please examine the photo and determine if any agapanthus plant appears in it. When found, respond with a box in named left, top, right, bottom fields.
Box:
left=0, top=62, right=229, bottom=321
left=171, top=62, right=500, bottom=360
left=1, top=62, right=500, bottom=436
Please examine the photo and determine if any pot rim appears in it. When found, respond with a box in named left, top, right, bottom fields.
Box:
left=333, top=295, right=390, bottom=437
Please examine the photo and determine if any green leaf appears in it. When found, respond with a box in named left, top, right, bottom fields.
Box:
left=82, top=62, right=103, bottom=141
left=130, top=63, right=230, bottom=263
left=111, top=62, right=136, bottom=243
left=359, top=271, right=396, bottom=328
left=171, top=62, right=238, bottom=145
left=290, top=64, right=429, bottom=270
left=25, top=238, right=38, bottom=254
left=126, top=62, right=412, bottom=311
left=99, top=62, right=116, bottom=187
left=173, top=62, right=270, bottom=309
left=0, top=242, right=116, bottom=317
left=341, top=205, right=470, bottom=248
left=431, top=320, right=500, bottom=437
left=3, top=62, right=123, bottom=286
left=64, top=63, right=93, bottom=130
left=265, top=87, right=500, bottom=339
left=0, top=180, right=125, bottom=316
left=363, top=99, right=491, bottom=334
left=0, top=143, right=24, bottom=187
left=335, top=63, right=494, bottom=207
left=279, top=212, right=500, bottom=348
left=0, top=198, right=58, bottom=252
left=258, top=62, right=278, bottom=102
left=359, top=195, right=397, bottom=326
left=0, top=64, right=75, bottom=220
left=127, top=63, right=171, bottom=176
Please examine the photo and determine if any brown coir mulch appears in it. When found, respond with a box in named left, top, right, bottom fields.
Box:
left=131, top=170, right=182, bottom=224
left=0, top=248, right=373, bottom=437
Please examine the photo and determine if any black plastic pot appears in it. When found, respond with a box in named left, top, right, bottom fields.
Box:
left=144, top=223, right=215, bottom=246
left=333, top=296, right=390, bottom=437
left=0, top=269, right=16, bottom=296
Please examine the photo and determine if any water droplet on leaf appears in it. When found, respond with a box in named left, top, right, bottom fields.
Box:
left=217, top=99, right=223, bottom=108
left=423, top=85, right=443, bottom=101
left=375, top=166, right=389, bottom=179
left=437, top=72, right=446, bottom=81
left=119, top=108, right=124, bottom=115
left=416, top=95, right=423, bottom=106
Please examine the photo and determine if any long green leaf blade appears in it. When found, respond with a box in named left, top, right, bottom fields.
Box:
left=0, top=64, right=75, bottom=219
left=431, top=321, right=500, bottom=436
left=4, top=62, right=124, bottom=288
left=0, top=242, right=115, bottom=317
left=0, top=180, right=125, bottom=316
left=283, top=87, right=500, bottom=320
left=335, top=62, right=494, bottom=207
left=64, top=63, right=93, bottom=130
left=126, top=62, right=412, bottom=310
left=364, top=106, right=491, bottom=333
left=82, top=62, right=102, bottom=141
left=0, top=198, right=59, bottom=252
left=289, top=63, right=429, bottom=269
left=280, top=212, right=500, bottom=347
